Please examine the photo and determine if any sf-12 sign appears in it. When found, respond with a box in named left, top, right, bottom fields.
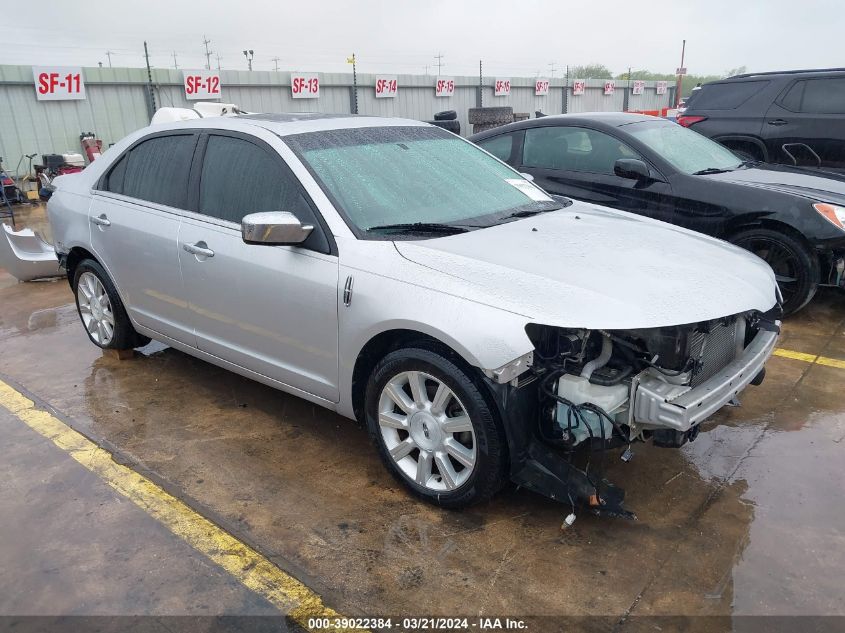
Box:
left=494, top=78, right=511, bottom=97
left=604, top=80, right=616, bottom=95
left=572, top=80, right=586, bottom=96
left=435, top=77, right=455, bottom=97
left=632, top=80, right=645, bottom=95
left=535, top=78, right=550, bottom=96
left=656, top=81, right=668, bottom=95
left=183, top=70, right=221, bottom=100
left=291, top=74, right=320, bottom=99
left=375, top=76, right=398, bottom=98
left=33, top=66, right=85, bottom=101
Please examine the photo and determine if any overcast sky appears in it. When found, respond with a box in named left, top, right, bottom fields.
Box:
left=4, top=0, right=842, bottom=77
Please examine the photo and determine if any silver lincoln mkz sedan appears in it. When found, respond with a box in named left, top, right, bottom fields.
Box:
left=48, top=112, right=781, bottom=517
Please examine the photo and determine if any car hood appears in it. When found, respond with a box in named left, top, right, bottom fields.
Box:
left=703, top=164, right=845, bottom=205
left=394, top=205, right=778, bottom=330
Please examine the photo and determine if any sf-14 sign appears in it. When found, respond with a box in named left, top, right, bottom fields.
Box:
left=183, top=71, right=221, bottom=100
left=375, top=76, right=398, bottom=98
left=33, top=66, right=85, bottom=101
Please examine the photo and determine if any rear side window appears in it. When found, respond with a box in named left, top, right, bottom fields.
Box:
left=689, top=81, right=769, bottom=110
left=781, top=78, right=845, bottom=114
left=198, top=135, right=329, bottom=253
left=104, top=155, right=127, bottom=194
left=121, top=135, right=195, bottom=208
left=478, top=134, right=515, bottom=162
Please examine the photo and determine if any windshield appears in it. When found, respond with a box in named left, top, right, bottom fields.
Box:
left=284, top=126, right=561, bottom=236
left=626, top=120, right=742, bottom=174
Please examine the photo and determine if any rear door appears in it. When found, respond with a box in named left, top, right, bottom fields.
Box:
left=512, top=125, right=675, bottom=223
left=89, top=132, right=196, bottom=343
left=177, top=131, right=340, bottom=402
left=762, top=76, right=845, bottom=171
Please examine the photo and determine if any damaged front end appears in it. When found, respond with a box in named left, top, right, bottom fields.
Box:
left=487, top=308, right=780, bottom=520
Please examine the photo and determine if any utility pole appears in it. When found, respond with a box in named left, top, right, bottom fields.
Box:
left=434, top=52, right=444, bottom=76
left=203, top=35, right=213, bottom=70
left=424, top=65, right=429, bottom=75
left=563, top=64, right=570, bottom=114
left=548, top=61, right=557, bottom=77
left=347, top=53, right=358, bottom=114
left=243, top=49, right=254, bottom=71
left=675, top=39, right=686, bottom=107
left=105, top=50, right=114, bottom=68
left=216, top=52, right=222, bottom=70
left=271, top=56, right=281, bottom=72
left=143, top=41, right=156, bottom=121
left=478, top=59, right=483, bottom=107
left=172, top=51, right=179, bottom=70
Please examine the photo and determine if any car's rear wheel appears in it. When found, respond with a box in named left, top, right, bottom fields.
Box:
left=729, top=228, right=818, bottom=316
left=365, top=347, right=507, bottom=508
left=73, top=259, right=150, bottom=350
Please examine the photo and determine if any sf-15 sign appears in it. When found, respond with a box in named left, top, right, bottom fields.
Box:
left=375, top=76, right=398, bottom=98
left=183, top=71, right=221, bottom=100
left=291, top=74, right=320, bottom=99
left=435, top=77, right=455, bottom=97
left=33, top=66, right=85, bottom=101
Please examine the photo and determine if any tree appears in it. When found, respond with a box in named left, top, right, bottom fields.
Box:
left=724, top=66, right=747, bottom=77
left=569, top=64, right=613, bottom=79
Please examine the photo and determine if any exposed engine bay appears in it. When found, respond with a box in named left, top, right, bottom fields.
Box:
left=494, top=308, right=780, bottom=520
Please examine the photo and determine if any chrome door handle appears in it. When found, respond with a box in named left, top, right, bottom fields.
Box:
left=90, top=214, right=111, bottom=227
left=183, top=242, right=214, bottom=258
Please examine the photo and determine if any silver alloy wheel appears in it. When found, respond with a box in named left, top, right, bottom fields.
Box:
left=378, top=371, right=477, bottom=492
left=76, top=271, right=115, bottom=346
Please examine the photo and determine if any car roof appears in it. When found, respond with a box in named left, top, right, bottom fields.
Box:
left=710, top=68, right=845, bottom=83
left=468, top=112, right=660, bottom=140
left=147, top=112, right=429, bottom=137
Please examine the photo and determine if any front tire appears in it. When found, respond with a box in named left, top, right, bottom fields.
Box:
left=73, top=259, right=150, bottom=350
left=365, top=347, right=507, bottom=508
left=729, top=228, right=818, bottom=316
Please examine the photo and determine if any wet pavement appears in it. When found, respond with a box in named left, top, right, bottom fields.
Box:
left=1, top=205, right=844, bottom=628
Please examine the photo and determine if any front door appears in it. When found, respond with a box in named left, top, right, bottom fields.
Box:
left=88, top=133, right=197, bottom=343
left=178, top=133, right=340, bottom=402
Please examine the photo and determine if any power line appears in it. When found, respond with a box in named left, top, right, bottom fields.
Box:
left=172, top=51, right=179, bottom=69
left=271, top=56, right=281, bottom=71
left=105, top=51, right=114, bottom=68
left=434, top=52, right=444, bottom=76
left=216, top=52, right=222, bottom=71
left=548, top=61, right=557, bottom=77
left=202, top=35, right=213, bottom=70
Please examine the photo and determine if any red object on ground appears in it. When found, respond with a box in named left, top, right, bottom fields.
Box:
left=80, top=133, right=103, bottom=163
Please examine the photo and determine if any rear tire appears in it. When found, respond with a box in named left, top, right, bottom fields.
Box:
left=468, top=106, right=513, bottom=125
left=729, top=228, right=818, bottom=316
left=365, top=346, right=507, bottom=508
left=72, top=259, right=150, bottom=350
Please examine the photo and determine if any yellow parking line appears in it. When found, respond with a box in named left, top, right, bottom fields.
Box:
left=774, top=348, right=845, bottom=370
left=0, top=378, right=354, bottom=631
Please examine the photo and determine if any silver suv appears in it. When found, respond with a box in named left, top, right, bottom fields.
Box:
left=48, top=113, right=780, bottom=516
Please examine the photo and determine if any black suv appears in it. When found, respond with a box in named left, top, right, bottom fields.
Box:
left=679, top=69, right=845, bottom=173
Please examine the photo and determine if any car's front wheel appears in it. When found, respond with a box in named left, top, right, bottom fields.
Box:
left=729, top=228, right=818, bottom=316
left=73, top=259, right=150, bottom=350
left=365, top=346, right=507, bottom=508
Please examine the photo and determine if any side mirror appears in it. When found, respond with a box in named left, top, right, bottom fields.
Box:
left=519, top=172, right=535, bottom=182
left=242, top=211, right=313, bottom=246
left=614, top=158, right=650, bottom=181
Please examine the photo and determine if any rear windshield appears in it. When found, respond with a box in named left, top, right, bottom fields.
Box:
left=689, top=80, right=769, bottom=110
left=284, top=126, right=560, bottom=236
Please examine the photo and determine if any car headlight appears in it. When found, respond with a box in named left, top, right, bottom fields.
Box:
left=813, top=203, right=845, bottom=230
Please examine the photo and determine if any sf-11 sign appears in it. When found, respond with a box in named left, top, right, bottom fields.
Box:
left=656, top=81, right=668, bottom=95
left=435, top=77, right=455, bottom=97
left=572, top=80, right=586, bottom=96
left=33, top=66, right=85, bottom=101
left=535, top=78, right=550, bottom=96
left=291, top=74, right=320, bottom=99
left=494, top=78, right=511, bottom=97
left=375, top=76, right=398, bottom=98
left=632, top=80, right=645, bottom=95
left=183, top=71, right=221, bottom=100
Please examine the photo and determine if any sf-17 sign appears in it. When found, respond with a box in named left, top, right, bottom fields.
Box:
left=33, top=66, right=85, bottom=101
left=535, top=78, right=550, bottom=96
left=572, top=80, right=586, bottom=96
left=291, top=74, right=320, bottom=99
left=494, top=78, right=511, bottom=97
left=375, top=76, right=398, bottom=98
left=183, top=71, right=221, bottom=100
left=435, top=77, right=455, bottom=97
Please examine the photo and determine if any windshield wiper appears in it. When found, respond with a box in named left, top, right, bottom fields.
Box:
left=365, top=222, right=470, bottom=235
left=692, top=167, right=736, bottom=175
left=501, top=205, right=565, bottom=220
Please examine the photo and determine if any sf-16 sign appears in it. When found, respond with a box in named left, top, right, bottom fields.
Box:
left=435, top=77, right=455, bottom=97
left=494, top=78, right=511, bottom=97
left=33, top=66, right=85, bottom=101
left=375, top=76, right=398, bottom=98
left=183, top=71, right=221, bottom=100
left=291, top=74, right=320, bottom=99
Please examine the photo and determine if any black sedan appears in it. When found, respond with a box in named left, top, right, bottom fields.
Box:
left=470, top=112, right=845, bottom=315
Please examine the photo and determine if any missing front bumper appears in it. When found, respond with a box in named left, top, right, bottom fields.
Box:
left=631, top=328, right=778, bottom=432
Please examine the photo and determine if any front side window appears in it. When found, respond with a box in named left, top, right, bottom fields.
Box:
left=285, top=126, right=560, bottom=236
left=626, top=120, right=741, bottom=174
left=198, top=135, right=329, bottom=252
left=523, top=126, right=639, bottom=175
left=121, top=134, right=195, bottom=208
